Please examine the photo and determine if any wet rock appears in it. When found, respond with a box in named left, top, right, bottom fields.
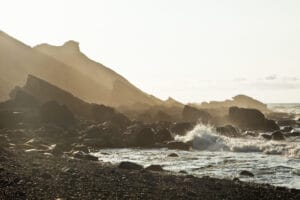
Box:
left=271, top=131, right=285, bottom=141
left=229, top=107, right=279, bottom=131
left=243, top=131, right=258, bottom=137
left=145, top=165, right=164, bottom=171
left=40, top=101, right=75, bottom=126
left=277, top=120, right=297, bottom=127
left=216, top=125, right=240, bottom=137
left=72, top=151, right=98, bottom=161
left=167, top=141, right=190, bottom=151
left=118, top=161, right=143, bottom=170
left=261, top=134, right=272, bottom=140
left=239, top=170, right=254, bottom=177
left=282, top=126, right=293, bottom=133
left=168, top=153, right=179, bottom=157
left=285, top=131, right=300, bottom=137
left=72, top=144, right=89, bottom=154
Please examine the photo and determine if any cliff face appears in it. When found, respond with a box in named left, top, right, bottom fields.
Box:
left=0, top=31, right=162, bottom=107
left=33, top=41, right=162, bottom=107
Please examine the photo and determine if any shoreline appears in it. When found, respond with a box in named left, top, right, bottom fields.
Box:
left=1, top=148, right=299, bottom=200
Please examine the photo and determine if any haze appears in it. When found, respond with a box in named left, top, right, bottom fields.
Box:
left=1, top=0, right=300, bottom=103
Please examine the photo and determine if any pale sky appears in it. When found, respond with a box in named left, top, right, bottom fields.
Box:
left=1, top=0, right=300, bottom=103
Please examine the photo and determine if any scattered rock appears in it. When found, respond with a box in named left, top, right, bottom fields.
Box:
left=168, top=153, right=179, bottom=157
left=155, top=129, right=173, bottom=142
left=72, top=151, right=98, bottom=161
left=170, top=122, right=195, bottom=136
left=145, top=165, right=164, bottom=171
left=282, top=126, right=293, bottom=133
left=277, top=120, right=297, bottom=127
left=261, top=134, right=272, bottom=140
left=239, top=170, right=254, bottom=177
left=118, top=161, right=143, bottom=170
left=271, top=131, right=285, bottom=141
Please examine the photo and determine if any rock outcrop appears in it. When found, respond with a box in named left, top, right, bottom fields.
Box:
left=229, top=107, right=279, bottom=131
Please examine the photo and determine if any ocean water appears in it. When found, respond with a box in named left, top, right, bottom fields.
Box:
left=92, top=104, right=300, bottom=189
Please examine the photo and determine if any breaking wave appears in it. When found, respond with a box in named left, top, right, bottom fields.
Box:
left=175, top=124, right=300, bottom=158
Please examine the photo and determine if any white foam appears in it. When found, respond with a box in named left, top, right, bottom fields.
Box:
left=175, top=123, right=300, bottom=158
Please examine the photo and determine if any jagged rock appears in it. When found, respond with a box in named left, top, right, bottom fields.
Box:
left=216, top=125, right=240, bottom=137
left=40, top=101, right=75, bottom=126
left=118, top=161, right=143, bottom=170
left=145, top=165, right=164, bottom=171
left=182, top=106, right=211, bottom=123
left=167, top=141, right=190, bottom=151
left=229, top=107, right=279, bottom=131
left=271, top=131, right=285, bottom=141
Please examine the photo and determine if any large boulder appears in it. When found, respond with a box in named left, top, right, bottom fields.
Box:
left=40, top=101, right=75, bottom=126
left=229, top=107, right=279, bottom=131
left=216, top=125, right=240, bottom=137
left=182, top=106, right=211, bottom=123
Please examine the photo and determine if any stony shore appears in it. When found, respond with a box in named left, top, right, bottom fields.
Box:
left=1, top=147, right=299, bottom=200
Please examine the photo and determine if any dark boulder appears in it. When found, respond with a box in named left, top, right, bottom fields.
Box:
left=167, top=141, right=190, bottom=151
left=240, top=170, right=254, bottom=177
left=216, top=125, right=240, bottom=137
left=182, top=106, right=211, bottom=123
left=271, top=131, right=285, bottom=141
left=229, top=107, right=279, bottom=131
left=145, top=165, right=164, bottom=171
left=118, top=161, right=143, bottom=170
left=155, top=129, right=173, bottom=142
left=168, top=153, right=179, bottom=157
left=40, top=101, right=75, bottom=126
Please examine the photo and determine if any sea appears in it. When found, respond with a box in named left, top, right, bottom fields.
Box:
left=92, top=104, right=300, bottom=189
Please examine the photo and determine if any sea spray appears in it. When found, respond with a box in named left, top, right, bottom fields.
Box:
left=175, top=123, right=300, bottom=157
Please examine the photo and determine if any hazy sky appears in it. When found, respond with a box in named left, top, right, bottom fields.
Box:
left=1, top=0, right=300, bottom=103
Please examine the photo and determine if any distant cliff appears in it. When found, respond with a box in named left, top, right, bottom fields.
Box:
left=0, top=31, right=162, bottom=107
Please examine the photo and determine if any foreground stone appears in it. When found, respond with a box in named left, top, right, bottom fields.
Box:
left=118, top=161, right=143, bottom=170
